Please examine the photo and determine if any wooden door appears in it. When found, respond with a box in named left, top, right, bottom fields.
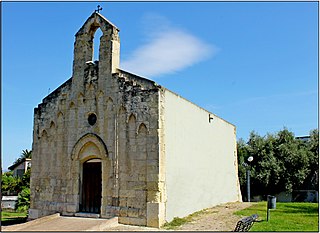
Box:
left=80, top=161, right=101, bottom=213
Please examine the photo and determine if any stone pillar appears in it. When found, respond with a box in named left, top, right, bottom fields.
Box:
left=146, top=90, right=166, bottom=228
left=98, top=29, right=120, bottom=91
left=72, top=33, right=92, bottom=94
left=96, top=13, right=120, bottom=75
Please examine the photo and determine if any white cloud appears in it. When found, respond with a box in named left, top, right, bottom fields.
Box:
left=121, top=15, right=217, bottom=78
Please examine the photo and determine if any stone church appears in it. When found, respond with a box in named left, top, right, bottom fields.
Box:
left=29, top=12, right=242, bottom=228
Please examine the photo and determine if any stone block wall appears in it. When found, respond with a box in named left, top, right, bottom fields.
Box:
left=113, top=71, right=163, bottom=227
left=29, top=65, right=164, bottom=227
left=30, top=13, right=165, bottom=227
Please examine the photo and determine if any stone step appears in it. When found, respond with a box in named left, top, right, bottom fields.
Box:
left=74, top=212, right=100, bottom=218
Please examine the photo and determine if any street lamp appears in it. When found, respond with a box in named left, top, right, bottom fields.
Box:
left=243, top=156, right=253, bottom=202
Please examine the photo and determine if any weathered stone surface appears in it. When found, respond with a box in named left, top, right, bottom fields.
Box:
left=147, top=191, right=161, bottom=203
left=119, top=206, right=128, bottom=217
left=146, top=203, right=162, bottom=228
left=127, top=207, right=139, bottom=218
left=29, top=10, right=241, bottom=230
left=119, top=216, right=147, bottom=226
left=66, top=204, right=77, bottom=213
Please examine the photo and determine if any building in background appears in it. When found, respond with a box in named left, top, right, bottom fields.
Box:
left=8, top=158, right=31, bottom=178
left=1, top=196, right=18, bottom=210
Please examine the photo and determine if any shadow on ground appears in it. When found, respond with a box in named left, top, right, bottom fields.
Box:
left=1, top=217, right=27, bottom=226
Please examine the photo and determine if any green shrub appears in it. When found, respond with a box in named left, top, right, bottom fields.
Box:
left=15, top=187, right=30, bottom=212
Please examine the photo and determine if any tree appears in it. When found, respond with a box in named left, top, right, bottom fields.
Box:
left=274, top=129, right=311, bottom=192
left=21, top=149, right=32, bottom=159
left=304, top=129, right=319, bottom=189
left=237, top=128, right=319, bottom=199
left=14, top=167, right=31, bottom=211
left=2, top=149, right=32, bottom=211
left=237, top=138, right=249, bottom=197
left=21, top=167, right=31, bottom=188
left=1, top=168, right=31, bottom=196
left=1, top=171, right=21, bottom=195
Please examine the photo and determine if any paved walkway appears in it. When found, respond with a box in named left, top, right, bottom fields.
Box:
left=2, top=214, right=115, bottom=231
left=1, top=214, right=160, bottom=232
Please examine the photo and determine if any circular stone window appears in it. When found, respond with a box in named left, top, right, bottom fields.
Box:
left=88, top=113, right=97, bottom=126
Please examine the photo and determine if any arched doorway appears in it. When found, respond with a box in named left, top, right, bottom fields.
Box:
left=80, top=158, right=102, bottom=213
left=71, top=133, right=110, bottom=216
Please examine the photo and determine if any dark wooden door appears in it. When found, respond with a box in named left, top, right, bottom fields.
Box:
left=80, top=161, right=101, bottom=213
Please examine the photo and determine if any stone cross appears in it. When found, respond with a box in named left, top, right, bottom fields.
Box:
left=95, top=5, right=103, bottom=13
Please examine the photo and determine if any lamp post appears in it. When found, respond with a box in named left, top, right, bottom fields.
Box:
left=243, top=156, right=253, bottom=202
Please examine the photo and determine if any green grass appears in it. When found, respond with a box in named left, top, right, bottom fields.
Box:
left=1, top=210, right=28, bottom=226
left=235, top=202, right=319, bottom=231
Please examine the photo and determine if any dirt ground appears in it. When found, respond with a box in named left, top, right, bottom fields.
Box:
left=175, top=202, right=254, bottom=231
left=107, top=202, right=254, bottom=231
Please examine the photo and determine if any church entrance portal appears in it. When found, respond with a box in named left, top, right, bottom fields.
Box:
left=80, top=159, right=102, bottom=214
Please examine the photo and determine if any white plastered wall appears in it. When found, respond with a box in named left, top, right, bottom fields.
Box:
left=163, top=90, right=242, bottom=222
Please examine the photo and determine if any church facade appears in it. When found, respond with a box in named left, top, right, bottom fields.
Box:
left=29, top=12, right=242, bottom=228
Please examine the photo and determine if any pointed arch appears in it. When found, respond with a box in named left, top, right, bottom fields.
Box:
left=72, top=12, right=120, bottom=82
left=93, top=27, right=103, bottom=61
left=137, top=123, right=149, bottom=135
left=57, top=111, right=64, bottom=119
left=41, top=129, right=48, bottom=138
left=57, top=111, right=65, bottom=131
left=106, top=97, right=114, bottom=112
left=75, top=12, right=119, bottom=38
left=71, top=133, right=108, bottom=161
left=128, top=114, right=136, bottom=138
left=88, top=83, right=95, bottom=91
left=50, top=121, right=56, bottom=129
left=97, top=90, right=104, bottom=98
left=70, top=132, right=111, bottom=216
left=69, top=101, right=75, bottom=108
left=106, top=97, right=113, bottom=102
left=88, top=22, right=101, bottom=39
left=78, top=93, right=84, bottom=105
left=136, top=123, right=148, bottom=159
left=75, top=13, right=119, bottom=63
left=119, top=106, right=126, bottom=115
left=127, top=113, right=137, bottom=124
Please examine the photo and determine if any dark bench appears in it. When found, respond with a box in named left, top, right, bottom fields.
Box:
left=234, top=214, right=259, bottom=232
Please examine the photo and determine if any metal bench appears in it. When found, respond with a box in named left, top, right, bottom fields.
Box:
left=234, top=214, right=259, bottom=232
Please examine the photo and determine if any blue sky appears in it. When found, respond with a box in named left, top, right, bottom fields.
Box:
left=2, top=2, right=318, bottom=170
